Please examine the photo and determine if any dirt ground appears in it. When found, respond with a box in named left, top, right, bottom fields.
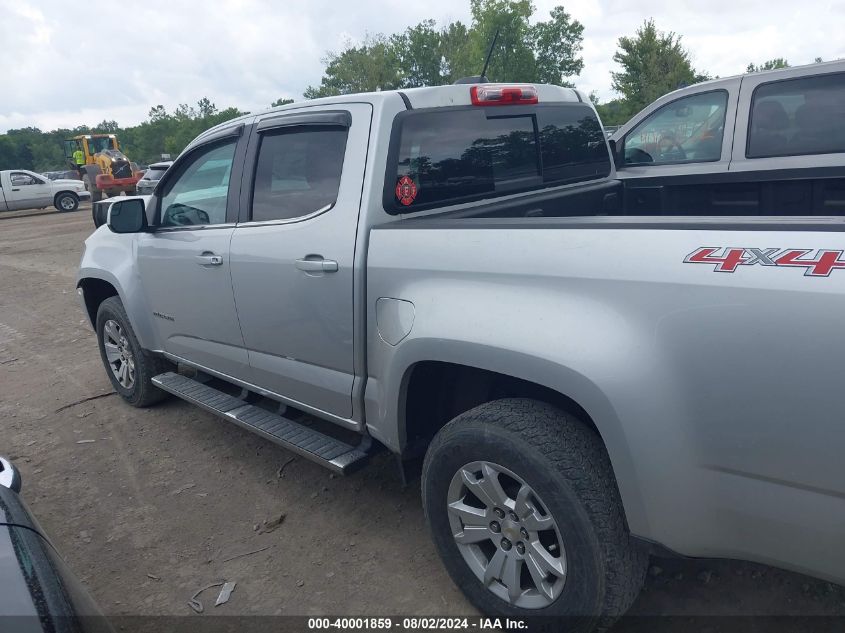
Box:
left=1, top=206, right=843, bottom=629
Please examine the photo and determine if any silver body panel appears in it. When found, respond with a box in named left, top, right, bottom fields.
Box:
left=79, top=82, right=845, bottom=585
left=228, top=103, right=374, bottom=419
left=365, top=219, right=845, bottom=585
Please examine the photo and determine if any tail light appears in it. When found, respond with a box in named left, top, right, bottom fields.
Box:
left=470, top=84, right=539, bottom=106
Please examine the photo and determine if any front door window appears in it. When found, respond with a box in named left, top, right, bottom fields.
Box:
left=624, top=91, right=729, bottom=165
left=159, top=141, right=236, bottom=227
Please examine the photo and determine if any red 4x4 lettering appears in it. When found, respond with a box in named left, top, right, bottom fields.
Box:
left=775, top=249, right=845, bottom=277
left=684, top=247, right=748, bottom=272
left=685, top=247, right=845, bottom=277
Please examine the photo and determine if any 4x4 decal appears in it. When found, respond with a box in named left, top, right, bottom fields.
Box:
left=685, top=247, right=845, bottom=277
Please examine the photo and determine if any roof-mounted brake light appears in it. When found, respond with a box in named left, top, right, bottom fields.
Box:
left=470, top=84, right=538, bottom=106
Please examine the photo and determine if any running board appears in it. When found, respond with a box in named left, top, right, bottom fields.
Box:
left=151, top=372, right=369, bottom=474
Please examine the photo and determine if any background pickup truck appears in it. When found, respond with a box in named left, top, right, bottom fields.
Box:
left=610, top=59, right=845, bottom=215
left=0, top=169, right=89, bottom=212
left=78, top=81, right=844, bottom=630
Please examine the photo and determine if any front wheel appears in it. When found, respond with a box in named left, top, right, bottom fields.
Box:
left=54, top=192, right=79, bottom=212
left=96, top=297, right=171, bottom=407
left=422, top=399, right=646, bottom=632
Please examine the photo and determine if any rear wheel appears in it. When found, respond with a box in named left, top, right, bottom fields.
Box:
left=422, top=399, right=646, bottom=632
left=54, top=192, right=79, bottom=212
left=96, top=297, right=171, bottom=407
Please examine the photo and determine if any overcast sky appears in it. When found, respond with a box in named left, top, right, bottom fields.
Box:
left=1, top=0, right=843, bottom=132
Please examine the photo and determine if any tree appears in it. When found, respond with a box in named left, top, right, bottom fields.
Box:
left=531, top=6, right=584, bottom=85
left=392, top=20, right=446, bottom=87
left=0, top=98, right=246, bottom=171
left=148, top=105, right=168, bottom=122
left=611, top=19, right=706, bottom=115
left=304, top=2, right=585, bottom=98
left=271, top=98, right=294, bottom=107
left=746, top=58, right=789, bottom=73
left=94, top=120, right=120, bottom=133
left=197, top=97, right=218, bottom=118
left=467, top=0, right=537, bottom=83
left=304, top=34, right=402, bottom=99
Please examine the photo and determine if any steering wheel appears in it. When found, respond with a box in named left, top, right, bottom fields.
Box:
left=624, top=148, right=654, bottom=164
left=164, top=204, right=210, bottom=226
left=657, top=136, right=687, bottom=161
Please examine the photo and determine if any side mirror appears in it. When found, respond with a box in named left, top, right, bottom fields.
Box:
left=108, top=198, right=148, bottom=233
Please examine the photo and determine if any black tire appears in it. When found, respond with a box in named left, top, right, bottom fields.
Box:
left=95, top=296, right=171, bottom=407
left=54, top=192, right=79, bottom=212
left=422, top=399, right=647, bottom=632
left=82, top=167, right=103, bottom=203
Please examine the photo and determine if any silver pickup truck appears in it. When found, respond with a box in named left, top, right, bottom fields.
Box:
left=610, top=60, right=845, bottom=214
left=77, top=81, right=844, bottom=629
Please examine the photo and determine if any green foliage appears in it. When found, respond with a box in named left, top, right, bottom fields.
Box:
left=532, top=6, right=585, bottom=85
left=610, top=19, right=706, bottom=116
left=594, top=98, right=636, bottom=127
left=304, top=33, right=402, bottom=98
left=0, top=99, right=245, bottom=172
left=271, top=98, right=295, bottom=107
left=746, top=58, right=790, bottom=73
left=304, top=0, right=585, bottom=98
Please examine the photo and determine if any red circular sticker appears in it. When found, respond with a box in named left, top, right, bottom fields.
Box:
left=395, top=176, right=418, bottom=206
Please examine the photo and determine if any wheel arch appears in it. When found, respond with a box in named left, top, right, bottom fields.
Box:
left=369, top=340, right=650, bottom=537
left=77, top=276, right=119, bottom=328
left=76, top=270, right=158, bottom=352
left=53, top=190, right=79, bottom=208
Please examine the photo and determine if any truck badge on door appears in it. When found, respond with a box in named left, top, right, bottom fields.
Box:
left=685, top=247, right=845, bottom=277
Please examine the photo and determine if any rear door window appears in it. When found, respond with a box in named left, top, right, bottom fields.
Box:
left=250, top=126, right=348, bottom=222
left=387, top=104, right=610, bottom=213
left=747, top=72, right=845, bottom=158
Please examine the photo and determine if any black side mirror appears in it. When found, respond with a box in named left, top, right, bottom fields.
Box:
left=108, top=198, right=148, bottom=233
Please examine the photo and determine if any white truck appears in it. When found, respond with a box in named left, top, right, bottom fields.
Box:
left=0, top=170, right=90, bottom=212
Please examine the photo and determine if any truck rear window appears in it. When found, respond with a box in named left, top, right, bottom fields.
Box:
left=386, top=104, right=610, bottom=213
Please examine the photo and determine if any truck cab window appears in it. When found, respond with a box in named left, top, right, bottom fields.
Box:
left=88, top=137, right=114, bottom=154
left=159, top=141, right=236, bottom=227
left=389, top=104, right=609, bottom=213
left=250, top=126, right=348, bottom=223
left=10, top=173, right=38, bottom=186
left=623, top=91, right=728, bottom=165
left=748, top=72, right=845, bottom=158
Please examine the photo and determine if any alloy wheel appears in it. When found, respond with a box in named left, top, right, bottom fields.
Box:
left=103, top=319, right=135, bottom=389
left=446, top=461, right=566, bottom=609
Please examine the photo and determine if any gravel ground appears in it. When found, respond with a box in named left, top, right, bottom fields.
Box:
left=1, top=206, right=843, bottom=630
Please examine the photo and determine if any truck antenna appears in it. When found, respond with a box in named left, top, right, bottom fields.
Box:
left=480, top=28, right=500, bottom=81
left=452, top=28, right=500, bottom=84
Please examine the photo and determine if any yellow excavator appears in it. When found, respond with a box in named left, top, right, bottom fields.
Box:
left=63, top=134, right=142, bottom=202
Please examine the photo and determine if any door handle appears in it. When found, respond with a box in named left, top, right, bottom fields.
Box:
left=195, top=253, right=223, bottom=266
left=295, top=257, right=338, bottom=273
left=11, top=188, right=19, bottom=192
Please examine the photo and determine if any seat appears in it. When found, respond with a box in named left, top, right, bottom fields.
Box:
left=748, top=100, right=789, bottom=157
left=791, top=102, right=839, bottom=154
